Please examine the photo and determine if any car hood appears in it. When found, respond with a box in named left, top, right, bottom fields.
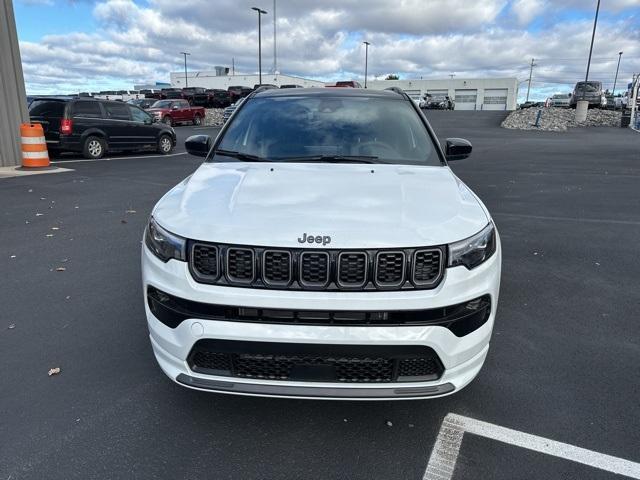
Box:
left=147, top=108, right=169, bottom=114
left=153, top=163, right=489, bottom=248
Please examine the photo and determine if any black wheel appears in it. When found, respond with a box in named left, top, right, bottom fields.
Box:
left=163, top=116, right=173, bottom=126
left=157, top=134, right=173, bottom=155
left=193, top=114, right=202, bottom=126
left=82, top=136, right=105, bottom=159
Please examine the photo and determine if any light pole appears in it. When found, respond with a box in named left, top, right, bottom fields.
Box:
left=251, top=7, right=268, bottom=85
left=363, top=41, right=370, bottom=88
left=612, top=51, right=623, bottom=96
left=180, top=52, right=190, bottom=88
left=583, top=0, right=601, bottom=99
left=525, top=58, right=536, bottom=102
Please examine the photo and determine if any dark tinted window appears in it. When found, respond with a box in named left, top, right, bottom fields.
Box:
left=575, top=82, right=601, bottom=93
left=72, top=101, right=102, bottom=118
left=216, top=96, right=440, bottom=166
left=29, top=100, right=66, bottom=117
left=104, top=102, right=130, bottom=120
left=128, top=105, right=151, bottom=123
left=151, top=100, right=175, bottom=108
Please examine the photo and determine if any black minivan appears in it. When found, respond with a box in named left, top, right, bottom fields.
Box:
left=29, top=98, right=176, bottom=159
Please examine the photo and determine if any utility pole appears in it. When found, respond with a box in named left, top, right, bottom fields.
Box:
left=251, top=7, right=268, bottom=85
left=449, top=73, right=455, bottom=79
left=612, top=51, right=623, bottom=96
left=583, top=0, right=601, bottom=100
left=363, top=41, right=370, bottom=88
left=232, top=57, right=235, bottom=75
left=272, top=0, right=277, bottom=74
left=180, top=52, right=190, bottom=88
left=525, top=58, right=536, bottom=102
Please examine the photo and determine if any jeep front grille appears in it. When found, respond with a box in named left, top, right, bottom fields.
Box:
left=188, top=242, right=444, bottom=291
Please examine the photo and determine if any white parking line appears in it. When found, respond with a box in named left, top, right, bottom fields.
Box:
left=50, top=152, right=187, bottom=164
left=424, top=413, right=640, bottom=480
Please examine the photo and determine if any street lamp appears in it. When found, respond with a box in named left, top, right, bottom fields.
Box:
left=363, top=41, right=371, bottom=88
left=251, top=7, right=268, bottom=85
left=612, top=51, right=623, bottom=96
left=582, top=0, right=601, bottom=99
left=180, top=52, right=190, bottom=88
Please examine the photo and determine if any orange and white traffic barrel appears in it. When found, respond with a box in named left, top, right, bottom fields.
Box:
left=20, top=123, right=50, bottom=168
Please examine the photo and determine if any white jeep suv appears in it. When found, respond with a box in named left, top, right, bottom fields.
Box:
left=142, top=87, right=501, bottom=400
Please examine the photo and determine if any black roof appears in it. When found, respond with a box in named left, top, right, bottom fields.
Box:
left=252, top=87, right=405, bottom=99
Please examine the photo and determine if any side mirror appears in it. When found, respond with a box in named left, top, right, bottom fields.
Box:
left=445, top=138, right=472, bottom=161
left=185, top=135, right=212, bottom=157
left=171, top=105, right=179, bottom=110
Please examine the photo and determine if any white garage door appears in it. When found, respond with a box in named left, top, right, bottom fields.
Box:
left=454, top=89, right=477, bottom=110
left=483, top=88, right=508, bottom=110
left=404, top=89, right=422, bottom=101
left=427, top=89, right=448, bottom=97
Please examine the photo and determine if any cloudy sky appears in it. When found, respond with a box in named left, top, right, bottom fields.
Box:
left=14, top=0, right=640, bottom=100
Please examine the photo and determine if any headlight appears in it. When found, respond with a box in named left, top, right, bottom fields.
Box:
left=144, top=217, right=186, bottom=262
left=448, top=222, right=496, bottom=270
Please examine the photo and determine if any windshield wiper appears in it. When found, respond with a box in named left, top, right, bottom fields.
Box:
left=214, top=149, right=270, bottom=162
left=274, top=155, right=379, bottom=164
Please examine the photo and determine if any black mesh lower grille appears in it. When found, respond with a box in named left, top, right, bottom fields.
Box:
left=398, top=357, right=442, bottom=380
left=188, top=340, right=444, bottom=383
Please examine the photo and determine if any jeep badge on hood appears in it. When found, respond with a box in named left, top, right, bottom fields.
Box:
left=298, top=233, right=331, bottom=246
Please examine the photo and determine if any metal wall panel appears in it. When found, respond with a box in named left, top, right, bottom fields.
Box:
left=0, top=0, right=29, bottom=167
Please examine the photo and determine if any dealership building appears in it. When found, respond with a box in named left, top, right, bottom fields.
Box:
left=367, top=77, right=519, bottom=110
left=170, top=69, right=519, bottom=111
left=170, top=69, right=325, bottom=90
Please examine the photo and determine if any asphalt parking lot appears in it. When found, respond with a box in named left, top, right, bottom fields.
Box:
left=1, top=115, right=639, bottom=480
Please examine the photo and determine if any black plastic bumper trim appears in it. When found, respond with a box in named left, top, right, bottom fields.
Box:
left=175, top=373, right=455, bottom=399
left=147, top=286, right=491, bottom=336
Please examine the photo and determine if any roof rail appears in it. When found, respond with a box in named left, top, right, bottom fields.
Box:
left=384, top=86, right=411, bottom=101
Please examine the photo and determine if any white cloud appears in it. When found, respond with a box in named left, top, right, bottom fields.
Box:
left=512, top=0, right=547, bottom=25
left=17, top=0, right=640, bottom=98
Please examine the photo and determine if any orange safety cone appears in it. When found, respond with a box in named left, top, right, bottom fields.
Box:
left=20, top=123, right=50, bottom=168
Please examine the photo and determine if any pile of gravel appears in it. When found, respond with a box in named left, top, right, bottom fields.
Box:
left=204, top=108, right=224, bottom=126
left=501, top=107, right=622, bottom=131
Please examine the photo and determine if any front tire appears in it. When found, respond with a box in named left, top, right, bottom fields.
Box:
left=193, top=114, right=202, bottom=126
left=82, top=136, right=105, bottom=159
left=162, top=116, right=173, bottom=127
left=157, top=134, right=173, bottom=155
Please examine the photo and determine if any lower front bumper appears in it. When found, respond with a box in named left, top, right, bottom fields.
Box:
left=175, top=373, right=456, bottom=399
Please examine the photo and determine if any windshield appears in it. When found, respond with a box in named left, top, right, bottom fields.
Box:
left=213, top=96, right=440, bottom=166
left=151, top=100, right=173, bottom=108
left=575, top=82, right=601, bottom=93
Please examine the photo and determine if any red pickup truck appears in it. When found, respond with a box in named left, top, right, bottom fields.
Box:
left=147, top=99, right=205, bottom=127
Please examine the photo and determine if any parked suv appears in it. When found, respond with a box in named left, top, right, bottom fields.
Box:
left=142, top=87, right=501, bottom=399
left=192, top=89, right=231, bottom=108
left=570, top=81, right=606, bottom=108
left=181, top=87, right=206, bottom=105
left=29, top=98, right=176, bottom=159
